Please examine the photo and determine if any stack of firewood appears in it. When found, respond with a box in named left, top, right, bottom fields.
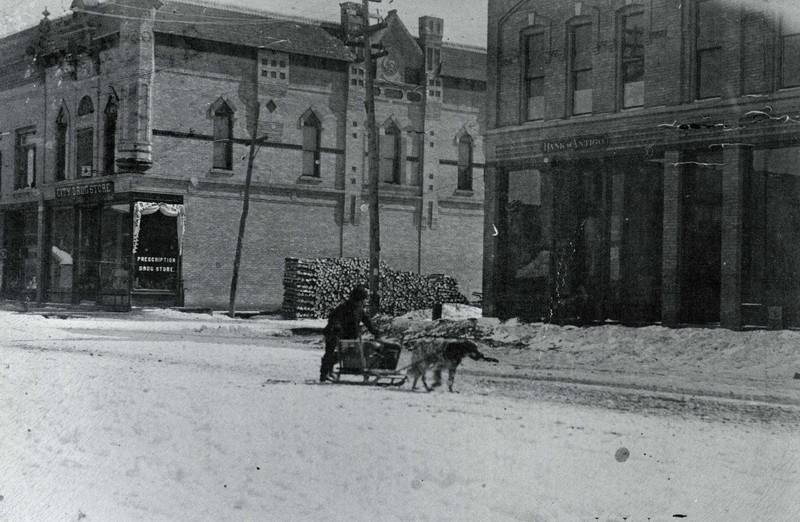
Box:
left=282, top=257, right=468, bottom=318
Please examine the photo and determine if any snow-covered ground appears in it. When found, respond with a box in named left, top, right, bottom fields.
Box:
left=1, top=308, right=799, bottom=521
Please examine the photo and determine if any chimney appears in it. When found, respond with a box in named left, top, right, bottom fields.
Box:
left=418, top=16, right=443, bottom=45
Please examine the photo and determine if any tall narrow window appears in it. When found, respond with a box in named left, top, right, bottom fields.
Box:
left=380, top=123, right=401, bottom=184
left=76, top=129, right=94, bottom=177
left=76, top=96, right=94, bottom=177
left=103, top=97, right=118, bottom=176
left=571, top=23, right=593, bottom=115
left=457, top=134, right=473, bottom=191
left=15, top=128, right=36, bottom=189
left=55, top=109, right=68, bottom=181
left=524, top=32, right=546, bottom=120
left=620, top=11, right=645, bottom=108
left=781, top=21, right=800, bottom=88
left=213, top=103, right=233, bottom=170
left=426, top=47, right=441, bottom=72
left=696, top=0, right=723, bottom=99
left=302, top=112, right=321, bottom=177
left=407, top=130, right=421, bottom=186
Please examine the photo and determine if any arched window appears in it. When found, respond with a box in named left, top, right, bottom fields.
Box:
left=457, top=134, right=473, bottom=191
left=103, top=96, right=118, bottom=176
left=213, top=102, right=234, bottom=170
left=301, top=111, right=321, bottom=177
left=380, top=122, right=401, bottom=184
left=77, top=96, right=94, bottom=116
left=55, top=108, right=68, bottom=181
left=76, top=96, right=94, bottom=177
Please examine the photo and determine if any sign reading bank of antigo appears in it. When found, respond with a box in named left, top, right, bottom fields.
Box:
left=541, top=135, right=609, bottom=154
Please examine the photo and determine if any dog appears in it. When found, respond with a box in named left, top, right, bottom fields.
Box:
left=406, top=338, right=499, bottom=392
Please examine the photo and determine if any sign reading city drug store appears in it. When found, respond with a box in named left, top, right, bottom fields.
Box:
left=541, top=135, right=609, bottom=154
left=55, top=181, right=114, bottom=199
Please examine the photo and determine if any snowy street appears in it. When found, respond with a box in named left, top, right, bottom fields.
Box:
left=1, top=310, right=799, bottom=521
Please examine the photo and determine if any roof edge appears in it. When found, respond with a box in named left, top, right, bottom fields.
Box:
left=165, top=0, right=332, bottom=27
left=442, top=41, right=487, bottom=53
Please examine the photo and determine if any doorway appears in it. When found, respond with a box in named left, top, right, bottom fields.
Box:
left=680, top=153, right=722, bottom=324
left=76, top=205, right=100, bottom=304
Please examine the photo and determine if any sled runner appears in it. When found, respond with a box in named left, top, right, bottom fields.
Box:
left=331, top=339, right=407, bottom=386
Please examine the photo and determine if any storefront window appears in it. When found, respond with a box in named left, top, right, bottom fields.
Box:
left=134, top=206, right=180, bottom=291
left=502, top=169, right=548, bottom=319
left=100, top=204, right=132, bottom=292
left=49, top=208, right=75, bottom=303
left=2, top=210, right=39, bottom=298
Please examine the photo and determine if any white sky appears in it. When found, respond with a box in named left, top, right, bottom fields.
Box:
left=0, top=0, right=489, bottom=46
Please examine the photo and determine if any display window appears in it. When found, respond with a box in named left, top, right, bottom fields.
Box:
left=49, top=207, right=75, bottom=303
left=133, top=202, right=184, bottom=292
left=2, top=210, right=39, bottom=299
left=101, top=204, right=132, bottom=292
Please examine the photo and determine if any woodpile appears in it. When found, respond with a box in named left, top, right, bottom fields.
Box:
left=282, top=257, right=468, bottom=318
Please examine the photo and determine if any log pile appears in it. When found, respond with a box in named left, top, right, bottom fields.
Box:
left=282, top=257, right=468, bottom=318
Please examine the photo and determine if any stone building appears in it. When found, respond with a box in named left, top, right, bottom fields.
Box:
left=484, top=0, right=800, bottom=328
left=0, top=0, right=485, bottom=309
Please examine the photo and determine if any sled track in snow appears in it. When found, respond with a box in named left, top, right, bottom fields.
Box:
left=461, top=368, right=800, bottom=426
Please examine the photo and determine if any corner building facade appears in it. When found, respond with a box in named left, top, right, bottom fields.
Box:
left=485, top=0, right=800, bottom=328
left=0, top=0, right=485, bottom=309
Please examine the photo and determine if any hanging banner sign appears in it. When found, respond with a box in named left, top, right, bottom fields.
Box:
left=541, top=135, right=609, bottom=154
left=54, top=181, right=114, bottom=199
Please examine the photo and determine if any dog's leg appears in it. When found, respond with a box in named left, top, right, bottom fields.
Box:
left=447, top=366, right=457, bottom=392
left=409, top=367, right=420, bottom=390
left=420, top=371, right=432, bottom=392
left=431, top=367, right=442, bottom=389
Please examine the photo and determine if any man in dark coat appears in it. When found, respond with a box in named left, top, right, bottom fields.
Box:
left=320, top=285, right=380, bottom=381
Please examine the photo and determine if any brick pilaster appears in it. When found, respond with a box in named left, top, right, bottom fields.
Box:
left=720, top=145, right=749, bottom=329
left=662, top=151, right=682, bottom=325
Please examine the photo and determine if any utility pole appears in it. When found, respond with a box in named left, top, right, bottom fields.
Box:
left=228, top=102, right=261, bottom=318
left=360, top=0, right=387, bottom=316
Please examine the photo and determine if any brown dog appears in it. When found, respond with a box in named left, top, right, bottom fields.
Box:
left=407, top=338, right=498, bottom=392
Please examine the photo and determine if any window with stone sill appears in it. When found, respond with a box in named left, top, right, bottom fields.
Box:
left=103, top=97, right=118, bottom=176
left=302, top=112, right=322, bottom=178
left=619, top=9, right=645, bottom=109
left=781, top=21, right=800, bottom=88
left=570, top=22, right=593, bottom=116
left=15, top=128, right=36, bottom=190
left=55, top=108, right=68, bottom=181
left=524, top=31, right=546, bottom=121
left=696, top=0, right=724, bottom=99
left=457, top=134, right=473, bottom=191
left=213, top=103, right=234, bottom=171
left=380, top=122, right=402, bottom=184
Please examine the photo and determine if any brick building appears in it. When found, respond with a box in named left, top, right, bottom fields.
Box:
left=0, top=0, right=485, bottom=309
left=485, top=0, right=800, bottom=328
